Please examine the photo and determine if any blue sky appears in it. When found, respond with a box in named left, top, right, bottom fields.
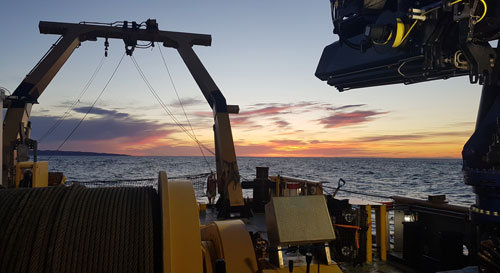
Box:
left=0, top=0, right=483, bottom=157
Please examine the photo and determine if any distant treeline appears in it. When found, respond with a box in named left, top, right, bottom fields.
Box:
left=32, top=150, right=130, bottom=157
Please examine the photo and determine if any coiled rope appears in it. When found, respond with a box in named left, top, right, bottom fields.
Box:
left=0, top=185, right=161, bottom=273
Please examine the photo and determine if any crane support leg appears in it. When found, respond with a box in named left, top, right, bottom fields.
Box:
left=176, top=45, right=245, bottom=217
left=2, top=33, right=80, bottom=187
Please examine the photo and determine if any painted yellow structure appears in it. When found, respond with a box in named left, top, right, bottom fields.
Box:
left=376, top=205, right=388, bottom=261
left=158, top=171, right=203, bottom=273
left=363, top=203, right=388, bottom=263
left=201, top=220, right=258, bottom=273
left=15, top=161, right=48, bottom=188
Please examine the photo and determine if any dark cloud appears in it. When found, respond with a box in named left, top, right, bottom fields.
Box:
left=168, top=97, right=205, bottom=108
left=318, top=110, right=388, bottom=128
left=357, top=130, right=471, bottom=142
left=240, top=124, right=264, bottom=132
left=30, top=108, right=177, bottom=147
left=234, top=141, right=375, bottom=157
left=194, top=101, right=377, bottom=131
left=327, top=104, right=366, bottom=111
left=193, top=102, right=315, bottom=128
left=274, top=120, right=290, bottom=128
left=288, top=146, right=377, bottom=157
left=429, top=131, right=472, bottom=137
left=359, top=134, right=424, bottom=142
left=73, top=106, right=129, bottom=118
left=231, top=116, right=253, bottom=126
left=241, top=102, right=315, bottom=117
left=215, top=102, right=319, bottom=129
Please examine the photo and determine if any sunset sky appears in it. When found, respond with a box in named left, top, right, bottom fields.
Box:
left=0, top=0, right=483, bottom=158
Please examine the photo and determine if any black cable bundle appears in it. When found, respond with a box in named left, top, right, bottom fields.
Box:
left=0, top=185, right=161, bottom=273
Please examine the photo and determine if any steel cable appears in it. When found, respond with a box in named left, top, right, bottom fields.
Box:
left=11, top=188, right=44, bottom=273
left=96, top=187, right=112, bottom=273
left=0, top=185, right=160, bottom=273
left=60, top=185, right=85, bottom=273
left=0, top=189, right=35, bottom=271
left=39, top=55, right=106, bottom=143
left=49, top=53, right=125, bottom=159
left=157, top=44, right=213, bottom=171
left=20, top=187, right=55, bottom=273
left=29, top=186, right=67, bottom=273
left=130, top=55, right=216, bottom=156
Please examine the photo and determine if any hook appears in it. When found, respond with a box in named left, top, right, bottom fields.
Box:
left=104, top=38, right=109, bottom=57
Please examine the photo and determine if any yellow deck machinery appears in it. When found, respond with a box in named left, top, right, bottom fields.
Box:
left=0, top=171, right=343, bottom=273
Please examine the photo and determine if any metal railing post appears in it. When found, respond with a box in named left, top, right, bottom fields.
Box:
left=365, top=205, right=372, bottom=264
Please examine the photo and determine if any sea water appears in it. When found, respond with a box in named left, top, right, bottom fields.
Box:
left=42, top=156, right=474, bottom=206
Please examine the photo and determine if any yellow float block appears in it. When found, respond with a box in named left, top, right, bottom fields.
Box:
left=158, top=171, right=203, bottom=273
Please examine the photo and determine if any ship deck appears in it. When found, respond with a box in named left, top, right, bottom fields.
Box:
left=200, top=208, right=416, bottom=273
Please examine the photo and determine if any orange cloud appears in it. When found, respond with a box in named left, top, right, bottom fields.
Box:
left=31, top=103, right=470, bottom=159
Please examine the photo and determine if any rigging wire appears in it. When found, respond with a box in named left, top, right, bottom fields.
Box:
left=129, top=56, right=215, bottom=158
left=39, top=55, right=106, bottom=143
left=129, top=56, right=194, bottom=140
left=157, top=43, right=213, bottom=170
left=49, top=53, right=125, bottom=159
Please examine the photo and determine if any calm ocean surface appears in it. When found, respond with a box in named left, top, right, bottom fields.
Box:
left=41, top=156, right=475, bottom=206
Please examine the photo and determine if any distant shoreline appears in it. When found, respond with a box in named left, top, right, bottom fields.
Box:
left=35, top=150, right=130, bottom=157
left=34, top=151, right=460, bottom=159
